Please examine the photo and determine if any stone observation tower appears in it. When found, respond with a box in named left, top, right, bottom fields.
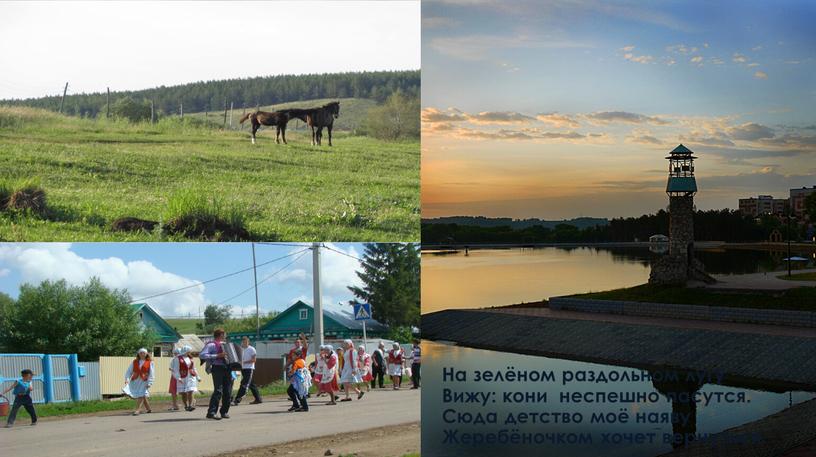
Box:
left=649, top=144, right=714, bottom=285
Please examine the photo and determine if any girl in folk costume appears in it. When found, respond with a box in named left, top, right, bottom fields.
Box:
left=168, top=347, right=181, bottom=411
left=174, top=345, right=199, bottom=411
left=387, top=343, right=404, bottom=390
left=313, top=345, right=325, bottom=395
left=124, top=348, right=155, bottom=415
left=339, top=339, right=364, bottom=401
left=318, top=345, right=339, bottom=405
left=358, top=345, right=373, bottom=392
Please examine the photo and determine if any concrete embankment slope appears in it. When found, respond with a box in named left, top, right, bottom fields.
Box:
left=422, top=309, right=816, bottom=390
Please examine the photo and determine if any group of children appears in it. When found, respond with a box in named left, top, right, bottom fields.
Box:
left=1, top=337, right=420, bottom=428
left=122, top=345, right=202, bottom=416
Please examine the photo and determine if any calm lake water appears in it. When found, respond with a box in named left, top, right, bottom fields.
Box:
left=421, top=247, right=816, bottom=456
left=422, top=341, right=815, bottom=457
left=422, top=246, right=815, bottom=312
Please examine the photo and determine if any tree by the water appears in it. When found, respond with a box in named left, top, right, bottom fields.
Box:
left=0, top=279, right=155, bottom=360
left=348, top=243, right=420, bottom=329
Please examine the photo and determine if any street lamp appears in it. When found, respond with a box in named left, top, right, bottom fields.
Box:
left=787, top=214, right=796, bottom=277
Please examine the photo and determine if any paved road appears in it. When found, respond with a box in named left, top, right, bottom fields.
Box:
left=705, top=268, right=816, bottom=290
left=3, top=388, right=420, bottom=457
left=487, top=306, right=816, bottom=338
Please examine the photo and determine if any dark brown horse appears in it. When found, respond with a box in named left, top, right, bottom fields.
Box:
left=305, top=102, right=340, bottom=146
left=238, top=110, right=291, bottom=144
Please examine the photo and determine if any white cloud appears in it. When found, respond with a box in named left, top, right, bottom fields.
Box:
left=623, top=52, right=653, bottom=64
left=733, top=53, right=748, bottom=63
left=754, top=70, right=768, bottom=80
left=0, top=244, right=206, bottom=316
left=0, top=268, right=10, bottom=277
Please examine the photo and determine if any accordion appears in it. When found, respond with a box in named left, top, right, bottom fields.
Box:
left=223, top=342, right=243, bottom=371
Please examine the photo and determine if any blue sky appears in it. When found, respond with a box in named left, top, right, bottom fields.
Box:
left=0, top=243, right=373, bottom=318
left=422, top=0, right=816, bottom=219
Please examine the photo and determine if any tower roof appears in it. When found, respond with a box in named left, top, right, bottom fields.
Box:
left=666, top=144, right=696, bottom=159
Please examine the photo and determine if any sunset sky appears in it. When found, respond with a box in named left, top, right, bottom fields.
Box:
left=422, top=0, right=816, bottom=219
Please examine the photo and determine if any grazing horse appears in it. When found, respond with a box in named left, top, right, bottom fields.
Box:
left=238, top=110, right=291, bottom=144
left=305, top=102, right=340, bottom=146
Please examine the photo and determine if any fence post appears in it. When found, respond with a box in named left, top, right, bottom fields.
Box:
left=229, top=101, right=233, bottom=128
left=69, top=354, right=81, bottom=401
left=42, top=355, right=54, bottom=404
left=223, top=98, right=228, bottom=127
left=58, top=82, right=68, bottom=113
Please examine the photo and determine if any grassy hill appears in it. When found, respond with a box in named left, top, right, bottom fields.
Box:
left=165, top=318, right=203, bottom=334
left=0, top=105, right=419, bottom=241
left=189, top=97, right=377, bottom=133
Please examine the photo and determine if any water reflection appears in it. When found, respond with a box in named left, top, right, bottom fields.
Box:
left=422, top=247, right=814, bottom=313
left=422, top=341, right=815, bottom=457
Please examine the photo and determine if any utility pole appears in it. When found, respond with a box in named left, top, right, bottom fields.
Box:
left=223, top=98, right=228, bottom=127
left=229, top=101, right=234, bottom=128
left=252, top=243, right=260, bottom=340
left=59, top=82, right=68, bottom=113
left=106, top=87, right=110, bottom=118
left=788, top=214, right=796, bottom=277
left=180, top=101, right=183, bottom=119
left=312, top=243, right=324, bottom=346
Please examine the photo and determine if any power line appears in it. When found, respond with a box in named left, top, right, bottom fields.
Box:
left=129, top=248, right=310, bottom=303
left=322, top=245, right=364, bottom=262
left=214, top=249, right=310, bottom=308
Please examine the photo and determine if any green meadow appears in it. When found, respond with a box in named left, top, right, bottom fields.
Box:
left=0, top=105, right=419, bottom=241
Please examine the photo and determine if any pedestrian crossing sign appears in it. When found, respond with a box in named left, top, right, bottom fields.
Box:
left=353, top=303, right=372, bottom=321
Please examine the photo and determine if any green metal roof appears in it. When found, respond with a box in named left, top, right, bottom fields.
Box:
left=670, top=144, right=694, bottom=154
left=667, top=176, right=697, bottom=193
left=131, top=303, right=181, bottom=343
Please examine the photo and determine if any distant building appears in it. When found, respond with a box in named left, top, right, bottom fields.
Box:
left=131, top=303, right=182, bottom=357
left=228, top=300, right=389, bottom=343
left=738, top=195, right=787, bottom=217
left=790, top=186, right=816, bottom=218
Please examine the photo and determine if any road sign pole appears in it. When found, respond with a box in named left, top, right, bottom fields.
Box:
left=362, top=321, right=367, bottom=348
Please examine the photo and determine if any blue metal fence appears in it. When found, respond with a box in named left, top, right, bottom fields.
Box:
left=0, top=354, right=82, bottom=403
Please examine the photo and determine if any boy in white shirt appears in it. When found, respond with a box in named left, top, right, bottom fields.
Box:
left=233, top=336, right=262, bottom=405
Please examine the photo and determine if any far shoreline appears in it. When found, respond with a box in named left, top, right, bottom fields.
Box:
left=421, top=241, right=816, bottom=252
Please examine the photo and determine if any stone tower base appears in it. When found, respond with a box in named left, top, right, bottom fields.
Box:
left=649, top=255, right=716, bottom=286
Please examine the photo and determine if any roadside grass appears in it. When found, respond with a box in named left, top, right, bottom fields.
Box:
left=5, top=377, right=410, bottom=419
left=572, top=283, right=816, bottom=311
left=0, top=106, right=419, bottom=241
left=778, top=272, right=816, bottom=281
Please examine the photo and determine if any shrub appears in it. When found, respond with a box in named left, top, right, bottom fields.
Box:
left=163, top=189, right=250, bottom=241
left=359, top=91, right=420, bottom=141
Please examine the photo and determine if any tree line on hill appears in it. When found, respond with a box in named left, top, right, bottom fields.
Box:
left=422, top=209, right=808, bottom=244
left=1, top=70, right=420, bottom=120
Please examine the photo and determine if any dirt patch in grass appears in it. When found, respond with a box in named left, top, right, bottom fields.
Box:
left=163, top=214, right=251, bottom=241
left=111, top=216, right=159, bottom=232
left=6, top=186, right=47, bottom=215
